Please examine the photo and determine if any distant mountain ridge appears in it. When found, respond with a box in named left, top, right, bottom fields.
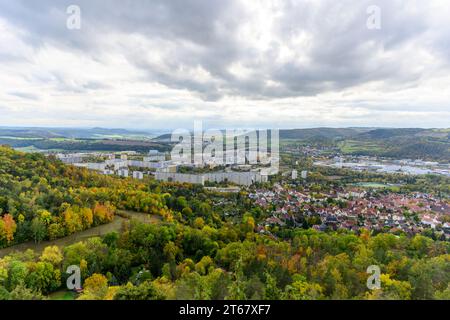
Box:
left=153, top=127, right=450, bottom=161
left=277, top=127, right=449, bottom=161
left=153, top=127, right=368, bottom=141
left=0, top=127, right=153, bottom=139
left=1, top=127, right=448, bottom=161
left=279, top=127, right=369, bottom=140
left=154, top=127, right=448, bottom=141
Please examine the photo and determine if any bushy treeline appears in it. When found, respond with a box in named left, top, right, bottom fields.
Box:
left=0, top=220, right=449, bottom=300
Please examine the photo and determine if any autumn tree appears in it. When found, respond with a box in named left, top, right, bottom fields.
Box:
left=40, top=246, right=63, bottom=267
left=30, top=218, right=47, bottom=243
left=79, top=273, right=109, bottom=300
left=2, top=214, right=17, bottom=244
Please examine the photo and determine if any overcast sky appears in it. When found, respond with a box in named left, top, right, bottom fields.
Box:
left=0, top=0, right=449, bottom=130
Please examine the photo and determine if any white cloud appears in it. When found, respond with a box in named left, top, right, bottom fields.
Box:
left=0, top=0, right=449, bottom=129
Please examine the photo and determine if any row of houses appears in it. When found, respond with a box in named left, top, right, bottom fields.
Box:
left=250, top=186, right=450, bottom=238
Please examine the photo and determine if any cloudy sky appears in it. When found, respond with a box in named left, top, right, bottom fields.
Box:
left=0, top=0, right=449, bottom=130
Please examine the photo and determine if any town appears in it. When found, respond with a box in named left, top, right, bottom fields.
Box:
left=249, top=185, right=450, bottom=240
left=55, top=148, right=279, bottom=186
left=52, top=146, right=450, bottom=242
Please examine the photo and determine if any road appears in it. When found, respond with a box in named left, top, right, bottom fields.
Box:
left=0, top=210, right=160, bottom=258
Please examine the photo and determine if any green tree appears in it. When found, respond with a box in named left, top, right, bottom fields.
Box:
left=31, top=218, right=47, bottom=243
left=114, top=281, right=165, bottom=300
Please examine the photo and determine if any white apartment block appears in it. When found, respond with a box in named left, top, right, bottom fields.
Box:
left=117, top=169, right=129, bottom=177
left=144, top=155, right=166, bottom=162
left=74, top=163, right=107, bottom=171
left=155, top=171, right=268, bottom=186
left=57, top=153, right=85, bottom=164
left=132, top=171, right=144, bottom=180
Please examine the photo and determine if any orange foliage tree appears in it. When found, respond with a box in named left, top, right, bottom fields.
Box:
left=1, top=214, right=17, bottom=244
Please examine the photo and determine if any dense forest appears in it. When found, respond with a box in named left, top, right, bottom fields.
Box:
left=1, top=220, right=449, bottom=300
left=0, top=146, right=170, bottom=247
left=0, top=146, right=449, bottom=300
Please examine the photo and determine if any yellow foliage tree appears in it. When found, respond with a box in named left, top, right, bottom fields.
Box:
left=81, top=273, right=109, bottom=300
left=40, top=246, right=63, bottom=266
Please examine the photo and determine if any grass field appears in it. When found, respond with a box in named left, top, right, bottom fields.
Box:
left=352, top=182, right=391, bottom=188
left=351, top=182, right=403, bottom=190
left=14, top=146, right=65, bottom=153
left=338, top=140, right=384, bottom=154
left=48, top=290, right=77, bottom=300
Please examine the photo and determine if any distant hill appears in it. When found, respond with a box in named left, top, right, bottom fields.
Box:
left=357, top=128, right=427, bottom=139
left=0, top=127, right=169, bottom=153
left=344, top=129, right=449, bottom=161
left=1, top=126, right=448, bottom=161
left=155, top=127, right=366, bottom=142
left=0, top=127, right=153, bottom=139
left=276, top=127, right=449, bottom=161
left=153, top=133, right=173, bottom=141
left=279, top=128, right=367, bottom=140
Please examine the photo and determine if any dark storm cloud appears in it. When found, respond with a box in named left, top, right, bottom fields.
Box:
left=0, top=0, right=448, bottom=100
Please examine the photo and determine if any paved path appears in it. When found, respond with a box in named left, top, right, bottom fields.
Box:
left=0, top=211, right=160, bottom=258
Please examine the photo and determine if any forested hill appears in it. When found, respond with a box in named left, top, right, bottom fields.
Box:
left=153, top=127, right=450, bottom=161
left=0, top=145, right=450, bottom=300
left=0, top=145, right=168, bottom=248
left=0, top=127, right=152, bottom=139
left=279, top=128, right=450, bottom=161
left=347, top=128, right=450, bottom=161
left=280, top=128, right=367, bottom=140
left=0, top=127, right=448, bottom=160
